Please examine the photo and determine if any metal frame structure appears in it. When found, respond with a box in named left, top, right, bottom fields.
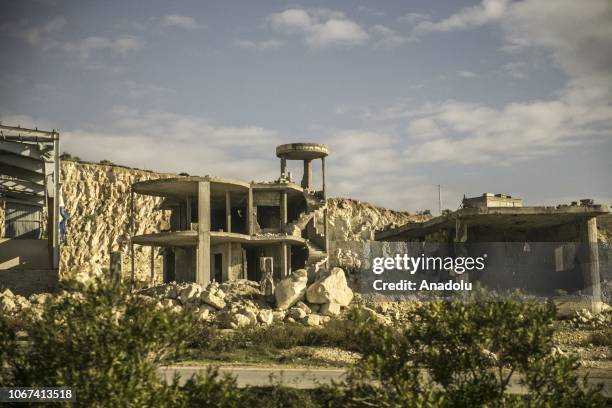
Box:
left=0, top=123, right=61, bottom=269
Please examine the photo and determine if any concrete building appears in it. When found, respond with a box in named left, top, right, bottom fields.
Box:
left=462, top=193, right=523, bottom=209
left=375, top=196, right=610, bottom=312
left=0, top=124, right=61, bottom=295
left=130, top=143, right=329, bottom=286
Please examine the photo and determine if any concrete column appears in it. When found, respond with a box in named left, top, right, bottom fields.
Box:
left=280, top=242, right=288, bottom=279
left=281, top=191, right=288, bottom=233
left=247, top=187, right=254, bottom=235
left=186, top=196, right=192, bottom=228
left=579, top=217, right=602, bottom=313
left=301, top=160, right=312, bottom=190
left=196, top=181, right=211, bottom=285
left=280, top=158, right=287, bottom=177
left=321, top=157, right=326, bottom=200
left=225, top=190, right=232, bottom=233
left=455, top=218, right=468, bottom=243
left=454, top=218, right=469, bottom=282
left=226, top=242, right=232, bottom=281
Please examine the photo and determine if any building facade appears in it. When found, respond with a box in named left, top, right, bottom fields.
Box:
left=130, top=143, right=329, bottom=285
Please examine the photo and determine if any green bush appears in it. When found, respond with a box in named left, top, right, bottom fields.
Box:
left=328, top=298, right=607, bottom=407
left=0, top=279, right=240, bottom=407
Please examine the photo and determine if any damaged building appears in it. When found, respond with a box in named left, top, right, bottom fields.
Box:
left=130, top=143, right=329, bottom=285
left=375, top=193, right=610, bottom=312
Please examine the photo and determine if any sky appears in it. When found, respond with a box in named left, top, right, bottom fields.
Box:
left=1, top=0, right=611, bottom=212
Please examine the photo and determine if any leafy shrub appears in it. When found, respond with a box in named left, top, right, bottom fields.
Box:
left=190, top=319, right=357, bottom=353
left=0, top=279, right=240, bottom=407
left=328, top=298, right=606, bottom=407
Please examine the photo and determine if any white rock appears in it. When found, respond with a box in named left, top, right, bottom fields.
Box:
left=306, top=267, right=353, bottom=306
left=295, top=301, right=312, bottom=314
left=179, top=284, right=201, bottom=303
left=287, top=307, right=308, bottom=320
left=241, top=309, right=258, bottom=325
left=274, top=269, right=308, bottom=310
left=195, top=308, right=210, bottom=321
left=231, top=313, right=251, bottom=328
left=272, top=310, right=286, bottom=321
left=320, top=301, right=341, bottom=317
left=201, top=290, right=227, bottom=310
left=258, top=310, right=274, bottom=325
left=303, top=314, right=321, bottom=327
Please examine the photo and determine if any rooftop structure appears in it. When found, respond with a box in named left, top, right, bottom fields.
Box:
left=462, top=193, right=523, bottom=209
left=131, top=143, right=329, bottom=286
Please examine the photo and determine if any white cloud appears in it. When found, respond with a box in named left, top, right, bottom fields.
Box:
left=63, top=35, right=144, bottom=59
left=21, top=16, right=66, bottom=48
left=58, top=109, right=281, bottom=181
left=268, top=8, right=369, bottom=49
left=370, top=0, right=612, bottom=166
left=235, top=39, right=284, bottom=50
left=502, top=0, right=612, bottom=82
left=415, top=0, right=508, bottom=33
left=371, top=24, right=414, bottom=48
left=160, top=14, right=204, bottom=30
left=398, top=13, right=428, bottom=24
left=457, top=70, right=478, bottom=78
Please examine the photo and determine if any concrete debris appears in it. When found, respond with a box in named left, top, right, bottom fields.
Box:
left=320, top=301, right=341, bottom=317
left=287, top=307, right=308, bottom=320
left=179, top=284, right=201, bottom=303
left=201, top=290, right=227, bottom=310
left=257, top=309, right=274, bottom=325
left=303, top=314, right=321, bottom=326
left=306, top=267, right=353, bottom=306
left=274, top=269, right=308, bottom=310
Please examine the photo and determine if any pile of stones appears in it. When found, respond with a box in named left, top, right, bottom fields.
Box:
left=1, top=267, right=362, bottom=330
left=135, top=267, right=356, bottom=328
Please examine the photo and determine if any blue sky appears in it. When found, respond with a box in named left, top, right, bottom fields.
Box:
left=1, top=0, right=611, bottom=211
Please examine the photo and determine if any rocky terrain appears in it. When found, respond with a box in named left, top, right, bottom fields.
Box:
left=60, top=161, right=173, bottom=282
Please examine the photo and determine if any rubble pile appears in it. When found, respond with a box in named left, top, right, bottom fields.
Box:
left=569, top=308, right=611, bottom=327
left=134, top=267, right=357, bottom=328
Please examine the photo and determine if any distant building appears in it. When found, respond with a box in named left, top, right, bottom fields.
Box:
left=462, top=193, right=523, bottom=209
left=376, top=195, right=609, bottom=313
left=130, top=143, right=329, bottom=285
